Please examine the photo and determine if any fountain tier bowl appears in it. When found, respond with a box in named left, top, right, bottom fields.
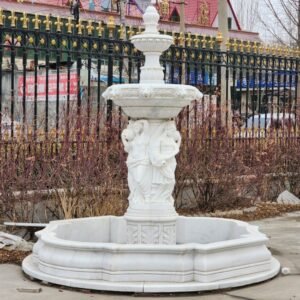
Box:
left=102, top=84, right=202, bottom=119
left=131, top=33, right=174, bottom=53
left=23, top=216, right=280, bottom=293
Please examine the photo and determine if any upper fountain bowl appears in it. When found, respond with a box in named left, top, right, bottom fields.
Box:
left=102, top=4, right=202, bottom=119
left=131, top=5, right=173, bottom=53
left=131, top=33, right=173, bottom=54
left=103, top=83, right=202, bottom=119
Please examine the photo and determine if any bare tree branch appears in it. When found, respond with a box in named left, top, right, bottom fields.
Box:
left=232, top=0, right=259, bottom=32
left=280, top=0, right=297, bottom=26
left=258, top=14, right=287, bottom=45
left=264, top=0, right=298, bottom=43
left=258, top=0, right=300, bottom=46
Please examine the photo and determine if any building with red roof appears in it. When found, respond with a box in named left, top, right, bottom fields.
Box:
left=167, top=0, right=240, bottom=30
left=0, top=0, right=260, bottom=42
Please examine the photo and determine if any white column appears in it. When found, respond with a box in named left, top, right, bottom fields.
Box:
left=218, top=0, right=232, bottom=128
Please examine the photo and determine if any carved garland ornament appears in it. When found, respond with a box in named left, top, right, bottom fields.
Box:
left=159, top=0, right=170, bottom=19
left=198, top=0, right=210, bottom=26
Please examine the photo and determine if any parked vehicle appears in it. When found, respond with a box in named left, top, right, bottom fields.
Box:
left=237, top=113, right=296, bottom=138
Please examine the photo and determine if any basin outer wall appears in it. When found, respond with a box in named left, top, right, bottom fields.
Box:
left=23, top=216, right=278, bottom=285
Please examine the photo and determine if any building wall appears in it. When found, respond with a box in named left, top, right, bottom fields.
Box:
left=212, top=2, right=239, bottom=30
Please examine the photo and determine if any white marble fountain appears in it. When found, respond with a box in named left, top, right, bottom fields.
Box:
left=22, top=4, right=280, bottom=293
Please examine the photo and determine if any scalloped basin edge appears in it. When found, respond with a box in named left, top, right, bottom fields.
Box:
left=102, top=84, right=203, bottom=119
left=22, top=216, right=280, bottom=292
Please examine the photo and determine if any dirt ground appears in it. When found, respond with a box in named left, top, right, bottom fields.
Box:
left=180, top=202, right=300, bottom=221
left=0, top=250, right=30, bottom=265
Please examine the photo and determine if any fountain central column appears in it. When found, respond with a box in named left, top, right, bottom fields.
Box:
left=122, top=118, right=180, bottom=244
left=103, top=4, right=202, bottom=245
left=123, top=5, right=178, bottom=245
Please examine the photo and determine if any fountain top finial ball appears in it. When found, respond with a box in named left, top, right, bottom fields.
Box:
left=143, top=5, right=160, bottom=34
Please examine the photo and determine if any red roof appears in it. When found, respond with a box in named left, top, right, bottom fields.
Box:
left=17, top=0, right=240, bottom=28
left=169, top=0, right=240, bottom=29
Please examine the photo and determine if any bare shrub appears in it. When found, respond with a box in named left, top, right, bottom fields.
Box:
left=0, top=104, right=299, bottom=222
left=175, top=134, right=250, bottom=213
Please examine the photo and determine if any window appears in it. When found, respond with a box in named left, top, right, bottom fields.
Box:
left=170, top=8, right=180, bottom=22
left=228, top=17, right=232, bottom=30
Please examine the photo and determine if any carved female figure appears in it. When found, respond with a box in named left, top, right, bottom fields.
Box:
left=149, top=121, right=181, bottom=203
left=121, top=120, right=152, bottom=204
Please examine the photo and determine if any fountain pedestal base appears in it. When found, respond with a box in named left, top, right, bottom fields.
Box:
left=125, top=200, right=178, bottom=244
left=126, top=216, right=176, bottom=244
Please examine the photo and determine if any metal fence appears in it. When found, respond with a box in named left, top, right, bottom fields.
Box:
left=0, top=10, right=299, bottom=156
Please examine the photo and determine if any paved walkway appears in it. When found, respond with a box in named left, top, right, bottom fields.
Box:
left=0, top=212, right=300, bottom=300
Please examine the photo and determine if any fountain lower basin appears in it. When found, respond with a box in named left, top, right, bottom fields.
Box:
left=23, top=216, right=280, bottom=293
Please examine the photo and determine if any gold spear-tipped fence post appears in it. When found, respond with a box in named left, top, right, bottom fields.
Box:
left=246, top=41, right=251, bottom=53
left=96, top=21, right=104, bottom=37
left=178, top=32, right=185, bottom=47
left=76, top=19, right=84, bottom=35
left=32, top=14, right=41, bottom=30
left=43, top=15, right=52, bottom=31
left=55, top=16, right=63, bottom=32
left=208, top=35, right=215, bottom=50
left=0, top=8, right=6, bottom=26
left=239, top=40, right=244, bottom=53
left=118, top=24, right=125, bottom=40
left=107, top=16, right=115, bottom=38
left=202, top=35, right=207, bottom=49
left=86, top=20, right=94, bottom=35
left=20, top=12, right=29, bottom=29
left=193, top=34, right=199, bottom=48
left=8, top=11, right=18, bottom=27
left=216, top=32, right=223, bottom=45
left=127, top=26, right=135, bottom=39
left=66, top=17, right=74, bottom=34
left=253, top=41, right=258, bottom=54
left=225, top=39, right=231, bottom=51
left=186, top=32, right=192, bottom=47
left=232, top=39, right=238, bottom=52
